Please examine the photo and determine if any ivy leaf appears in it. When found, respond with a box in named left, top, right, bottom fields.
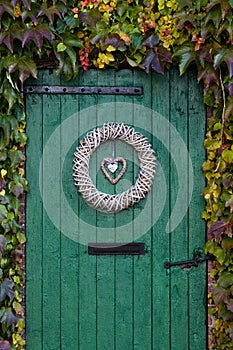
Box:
left=0, top=340, right=10, bottom=350
left=0, top=205, right=7, bottom=223
left=0, top=280, right=15, bottom=302
left=22, top=25, right=53, bottom=51
left=227, top=301, right=233, bottom=313
left=208, top=219, right=232, bottom=242
left=80, top=9, right=102, bottom=28
left=22, top=0, right=31, bottom=10
left=59, top=33, right=83, bottom=48
left=220, top=305, right=233, bottom=321
left=0, top=235, right=7, bottom=255
left=214, top=47, right=233, bottom=78
left=222, top=237, right=233, bottom=249
left=226, top=195, right=233, bottom=213
left=219, top=271, right=233, bottom=288
left=0, top=24, right=23, bottom=53
left=205, top=3, right=222, bottom=28
left=104, top=35, right=125, bottom=49
left=9, top=56, right=37, bottom=84
left=0, top=2, right=14, bottom=20
left=37, top=5, right=62, bottom=24
left=142, top=34, right=160, bottom=48
left=198, top=63, right=219, bottom=91
left=213, top=285, right=230, bottom=304
left=141, top=47, right=172, bottom=74
left=8, top=149, right=25, bottom=167
left=173, top=43, right=196, bottom=75
left=0, top=114, right=17, bottom=150
left=0, top=308, right=18, bottom=328
left=222, top=149, right=233, bottom=163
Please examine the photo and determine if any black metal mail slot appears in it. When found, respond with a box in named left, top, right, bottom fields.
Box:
left=88, top=242, right=145, bottom=255
left=23, top=86, right=143, bottom=95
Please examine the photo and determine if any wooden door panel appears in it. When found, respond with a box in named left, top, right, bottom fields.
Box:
left=26, top=69, right=206, bottom=350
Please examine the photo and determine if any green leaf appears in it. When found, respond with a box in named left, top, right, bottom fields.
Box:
left=214, top=47, right=233, bottom=78
left=0, top=114, right=17, bottom=149
left=173, top=43, right=196, bottom=75
left=0, top=204, right=7, bottom=223
left=222, top=149, right=233, bottom=163
left=9, top=55, right=37, bottom=84
left=222, top=237, right=233, bottom=250
left=8, top=149, right=24, bottom=167
left=220, top=305, right=233, bottom=321
left=57, top=42, right=67, bottom=52
left=16, top=232, right=26, bottom=244
left=219, top=271, right=233, bottom=288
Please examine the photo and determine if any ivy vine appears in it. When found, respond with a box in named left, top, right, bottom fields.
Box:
left=0, top=0, right=233, bottom=348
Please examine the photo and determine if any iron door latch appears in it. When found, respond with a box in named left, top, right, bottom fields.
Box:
left=164, top=250, right=214, bottom=269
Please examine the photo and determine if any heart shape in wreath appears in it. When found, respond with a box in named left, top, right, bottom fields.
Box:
left=100, top=157, right=127, bottom=184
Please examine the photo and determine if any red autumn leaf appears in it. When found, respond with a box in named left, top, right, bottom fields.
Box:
left=37, top=5, right=62, bottom=24
left=22, top=25, right=53, bottom=51
left=0, top=24, right=23, bottom=53
left=0, top=2, right=14, bottom=20
left=141, top=47, right=172, bottom=74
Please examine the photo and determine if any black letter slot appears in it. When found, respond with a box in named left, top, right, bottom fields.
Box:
left=88, top=242, right=145, bottom=255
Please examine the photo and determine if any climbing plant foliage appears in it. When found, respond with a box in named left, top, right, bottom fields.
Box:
left=0, top=0, right=233, bottom=348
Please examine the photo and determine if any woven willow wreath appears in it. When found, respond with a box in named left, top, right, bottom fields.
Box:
left=73, top=123, right=156, bottom=213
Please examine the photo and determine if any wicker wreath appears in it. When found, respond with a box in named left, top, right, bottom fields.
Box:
left=73, top=123, right=156, bottom=213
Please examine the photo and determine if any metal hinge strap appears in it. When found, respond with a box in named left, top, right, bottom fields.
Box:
left=23, top=86, right=143, bottom=95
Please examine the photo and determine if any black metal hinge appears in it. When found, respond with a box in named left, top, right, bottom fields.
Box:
left=164, top=250, right=214, bottom=270
left=23, top=86, right=143, bottom=95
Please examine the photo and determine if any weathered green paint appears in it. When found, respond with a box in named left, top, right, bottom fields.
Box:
left=26, top=69, right=206, bottom=350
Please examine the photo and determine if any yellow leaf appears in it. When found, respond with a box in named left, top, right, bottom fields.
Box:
left=0, top=190, right=5, bottom=196
left=107, top=45, right=116, bottom=52
left=106, top=52, right=115, bottom=62
left=1, top=169, right=7, bottom=177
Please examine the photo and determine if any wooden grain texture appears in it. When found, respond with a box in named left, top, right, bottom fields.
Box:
left=133, top=70, right=152, bottom=349
left=151, top=70, right=171, bottom=350
left=96, top=69, right=116, bottom=350
left=60, top=73, right=80, bottom=349
left=41, top=70, right=61, bottom=350
left=26, top=68, right=206, bottom=350
left=78, top=69, right=98, bottom=350
left=170, top=69, right=189, bottom=350
left=115, top=70, right=134, bottom=350
left=26, top=87, right=43, bottom=350
left=187, top=69, right=207, bottom=350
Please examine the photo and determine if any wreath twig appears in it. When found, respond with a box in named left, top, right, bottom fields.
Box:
left=73, top=123, right=156, bottom=213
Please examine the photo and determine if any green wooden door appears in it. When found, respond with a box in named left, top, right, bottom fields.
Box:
left=26, top=69, right=206, bottom=350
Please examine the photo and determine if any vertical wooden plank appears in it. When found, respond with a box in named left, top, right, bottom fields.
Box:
left=78, top=69, right=98, bottom=350
left=26, top=85, right=43, bottom=350
left=95, top=70, right=116, bottom=350
left=170, top=69, right=189, bottom=350
left=188, top=70, right=206, bottom=350
left=151, top=70, right=171, bottom=350
left=41, top=70, right=61, bottom=349
left=60, top=74, right=80, bottom=349
left=132, top=69, right=152, bottom=349
left=115, top=69, right=134, bottom=350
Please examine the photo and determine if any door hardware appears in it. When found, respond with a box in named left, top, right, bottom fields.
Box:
left=164, top=251, right=213, bottom=269
left=23, top=85, right=143, bottom=95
